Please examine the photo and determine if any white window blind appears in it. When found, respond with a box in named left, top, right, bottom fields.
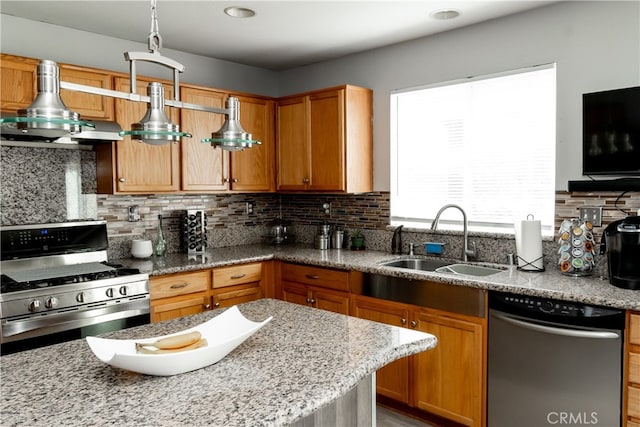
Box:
left=390, top=64, right=556, bottom=236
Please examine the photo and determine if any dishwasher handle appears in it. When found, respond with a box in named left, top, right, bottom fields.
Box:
left=491, top=311, right=621, bottom=339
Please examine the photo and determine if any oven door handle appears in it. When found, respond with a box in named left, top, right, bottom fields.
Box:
left=491, top=312, right=620, bottom=339
left=1, top=298, right=149, bottom=340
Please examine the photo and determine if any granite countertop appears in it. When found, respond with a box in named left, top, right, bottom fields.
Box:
left=119, top=244, right=640, bottom=311
left=0, top=298, right=436, bottom=427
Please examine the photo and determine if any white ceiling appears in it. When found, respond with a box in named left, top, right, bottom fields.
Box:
left=0, top=1, right=556, bottom=70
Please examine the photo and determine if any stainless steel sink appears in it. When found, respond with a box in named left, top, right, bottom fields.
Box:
left=379, top=258, right=450, bottom=272
left=379, top=258, right=503, bottom=277
left=435, top=263, right=502, bottom=277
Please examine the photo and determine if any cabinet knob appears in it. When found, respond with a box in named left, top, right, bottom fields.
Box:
left=410, top=320, right=417, bottom=328
left=309, top=298, right=316, bottom=304
left=232, top=178, right=238, bottom=183
left=119, top=177, right=126, bottom=183
left=204, top=304, right=211, bottom=309
left=214, top=302, right=220, bottom=307
left=401, top=318, right=407, bottom=325
left=223, top=178, right=230, bottom=183
left=302, top=178, right=310, bottom=184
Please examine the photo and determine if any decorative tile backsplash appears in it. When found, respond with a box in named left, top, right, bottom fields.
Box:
left=1, top=144, right=638, bottom=270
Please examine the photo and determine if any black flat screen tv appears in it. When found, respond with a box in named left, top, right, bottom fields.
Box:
left=582, top=86, right=640, bottom=176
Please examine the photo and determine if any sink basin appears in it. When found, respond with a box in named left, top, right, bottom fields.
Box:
left=435, top=263, right=502, bottom=277
left=379, top=258, right=450, bottom=272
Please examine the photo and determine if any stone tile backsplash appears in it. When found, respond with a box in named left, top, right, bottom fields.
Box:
left=1, top=144, right=638, bottom=270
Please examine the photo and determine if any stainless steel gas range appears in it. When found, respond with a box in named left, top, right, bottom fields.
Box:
left=0, top=221, right=149, bottom=354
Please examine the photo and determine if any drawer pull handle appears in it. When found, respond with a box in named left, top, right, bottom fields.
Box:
left=170, top=283, right=189, bottom=289
left=230, top=274, right=246, bottom=280
left=305, top=274, right=319, bottom=280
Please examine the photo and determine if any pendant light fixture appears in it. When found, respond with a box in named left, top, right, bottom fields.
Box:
left=0, top=60, right=93, bottom=139
left=0, top=0, right=260, bottom=151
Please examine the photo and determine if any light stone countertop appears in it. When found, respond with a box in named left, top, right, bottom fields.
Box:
left=0, top=298, right=436, bottom=427
left=120, top=244, right=640, bottom=311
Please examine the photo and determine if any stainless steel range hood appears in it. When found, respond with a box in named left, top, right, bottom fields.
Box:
left=1, top=118, right=122, bottom=148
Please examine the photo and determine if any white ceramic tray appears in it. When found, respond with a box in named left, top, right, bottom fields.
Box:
left=86, top=306, right=272, bottom=376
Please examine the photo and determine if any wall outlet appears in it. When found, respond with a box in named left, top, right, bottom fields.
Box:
left=246, top=202, right=254, bottom=215
left=579, top=206, right=603, bottom=227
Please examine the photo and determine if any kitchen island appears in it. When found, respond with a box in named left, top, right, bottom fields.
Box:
left=0, top=298, right=436, bottom=426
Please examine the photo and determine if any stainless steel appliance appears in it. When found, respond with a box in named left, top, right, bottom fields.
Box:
left=601, top=216, right=640, bottom=290
left=1, top=221, right=149, bottom=354
left=488, top=292, right=624, bottom=427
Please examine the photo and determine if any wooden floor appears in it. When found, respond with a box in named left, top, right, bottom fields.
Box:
left=377, top=406, right=434, bottom=427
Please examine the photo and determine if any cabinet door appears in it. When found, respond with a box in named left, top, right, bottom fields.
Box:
left=276, top=96, right=308, bottom=190
left=212, top=284, right=263, bottom=309
left=351, top=295, right=412, bottom=403
left=308, top=89, right=345, bottom=191
left=313, top=288, right=350, bottom=315
left=0, top=54, right=37, bottom=113
left=230, top=95, right=275, bottom=192
left=412, top=308, right=484, bottom=427
left=59, top=64, right=115, bottom=121
left=282, top=281, right=312, bottom=307
left=113, top=77, right=180, bottom=193
left=151, top=293, right=210, bottom=323
left=180, top=86, right=228, bottom=191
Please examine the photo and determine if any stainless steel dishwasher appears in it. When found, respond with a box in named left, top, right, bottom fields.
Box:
left=488, top=291, right=624, bottom=427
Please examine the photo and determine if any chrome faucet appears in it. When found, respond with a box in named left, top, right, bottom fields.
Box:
left=391, top=225, right=403, bottom=254
left=431, top=204, right=477, bottom=262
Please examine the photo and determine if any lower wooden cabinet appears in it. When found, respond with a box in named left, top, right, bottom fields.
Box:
left=350, top=294, right=486, bottom=427
left=627, top=312, right=640, bottom=427
left=149, top=262, right=266, bottom=323
left=211, top=263, right=264, bottom=309
left=279, top=262, right=351, bottom=315
left=282, top=281, right=350, bottom=315
left=350, top=295, right=411, bottom=403
left=149, top=270, right=211, bottom=323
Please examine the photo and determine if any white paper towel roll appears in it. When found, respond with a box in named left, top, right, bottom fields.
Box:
left=515, top=218, right=544, bottom=271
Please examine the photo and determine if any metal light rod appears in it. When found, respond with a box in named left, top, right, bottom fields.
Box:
left=59, top=81, right=230, bottom=115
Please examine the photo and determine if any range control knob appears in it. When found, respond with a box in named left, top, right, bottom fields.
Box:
left=76, top=292, right=85, bottom=303
left=105, top=288, right=114, bottom=298
left=28, top=299, right=41, bottom=312
left=45, top=297, right=59, bottom=309
left=119, top=286, right=127, bottom=296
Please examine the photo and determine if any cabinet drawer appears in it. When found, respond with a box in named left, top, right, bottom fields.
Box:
left=212, top=263, right=262, bottom=288
left=631, top=352, right=640, bottom=385
left=629, top=386, right=640, bottom=419
left=631, top=314, right=640, bottom=346
left=281, top=263, right=350, bottom=292
left=150, top=270, right=210, bottom=300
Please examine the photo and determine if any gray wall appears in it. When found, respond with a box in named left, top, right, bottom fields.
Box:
left=277, top=1, right=640, bottom=191
left=0, top=14, right=279, bottom=96
left=2, top=1, right=639, bottom=191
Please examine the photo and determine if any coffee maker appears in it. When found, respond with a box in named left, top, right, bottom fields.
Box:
left=600, top=216, right=640, bottom=290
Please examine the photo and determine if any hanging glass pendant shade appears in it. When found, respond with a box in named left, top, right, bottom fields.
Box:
left=120, top=82, right=191, bottom=145
left=203, top=97, right=261, bottom=151
left=0, top=60, right=93, bottom=138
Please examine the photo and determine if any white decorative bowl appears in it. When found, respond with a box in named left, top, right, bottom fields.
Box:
left=86, top=306, right=272, bottom=376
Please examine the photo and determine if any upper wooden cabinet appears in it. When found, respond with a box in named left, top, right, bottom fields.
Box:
left=180, top=85, right=228, bottom=192
left=58, top=63, right=115, bottom=121
left=276, top=85, right=372, bottom=193
left=110, top=76, right=181, bottom=193
left=229, top=94, right=275, bottom=192
left=0, top=54, right=38, bottom=113
left=180, top=86, right=275, bottom=193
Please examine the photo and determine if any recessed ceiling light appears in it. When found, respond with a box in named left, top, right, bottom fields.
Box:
left=224, top=6, right=256, bottom=18
left=430, top=9, right=461, bottom=20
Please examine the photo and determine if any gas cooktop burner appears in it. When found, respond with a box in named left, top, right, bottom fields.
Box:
left=0, top=265, right=142, bottom=294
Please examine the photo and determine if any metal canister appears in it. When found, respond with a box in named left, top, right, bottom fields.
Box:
left=314, top=234, right=329, bottom=250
